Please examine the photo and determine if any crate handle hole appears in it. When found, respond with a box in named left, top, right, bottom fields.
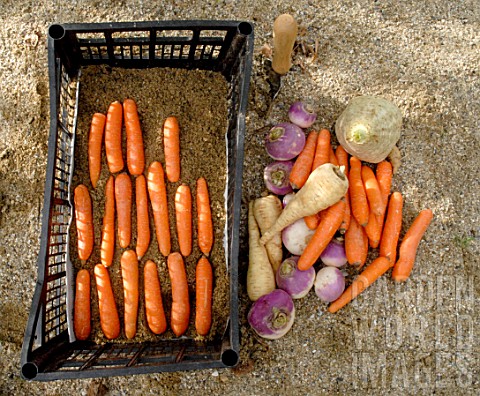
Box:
left=21, top=362, right=38, bottom=380
left=238, top=22, right=253, bottom=36
left=221, top=349, right=239, bottom=367
left=48, top=24, right=65, bottom=40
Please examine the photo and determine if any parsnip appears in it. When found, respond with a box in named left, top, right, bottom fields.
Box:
left=247, top=201, right=276, bottom=301
left=253, top=195, right=283, bottom=272
left=260, top=163, right=349, bottom=244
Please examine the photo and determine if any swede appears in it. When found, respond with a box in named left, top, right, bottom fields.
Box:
left=247, top=201, right=276, bottom=301
left=260, top=163, right=349, bottom=244
left=253, top=195, right=283, bottom=271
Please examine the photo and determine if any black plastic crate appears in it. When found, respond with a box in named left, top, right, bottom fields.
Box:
left=21, top=20, right=254, bottom=381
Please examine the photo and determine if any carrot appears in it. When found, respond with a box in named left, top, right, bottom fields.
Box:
left=74, top=269, right=91, bottom=340
left=361, top=165, right=384, bottom=216
left=289, top=130, right=318, bottom=189
left=94, top=264, right=120, bottom=339
left=312, top=129, right=331, bottom=170
left=105, top=101, right=124, bottom=173
left=298, top=199, right=346, bottom=271
left=195, top=256, right=213, bottom=336
left=196, top=177, right=214, bottom=256
left=147, top=161, right=171, bottom=256
left=379, top=192, right=403, bottom=263
left=345, top=215, right=368, bottom=268
left=328, top=257, right=392, bottom=313
left=120, top=249, right=139, bottom=339
left=167, top=252, right=190, bottom=336
left=88, top=113, right=106, bottom=188
left=123, top=98, right=145, bottom=176
left=392, top=209, right=433, bottom=282
left=349, top=157, right=369, bottom=226
left=115, top=172, right=132, bottom=249
left=135, top=174, right=150, bottom=259
left=304, top=213, right=319, bottom=230
left=74, top=184, right=94, bottom=261
left=175, top=184, right=192, bottom=257
left=364, top=211, right=383, bottom=249
left=163, top=116, right=181, bottom=183
left=329, top=146, right=339, bottom=166
left=336, top=146, right=351, bottom=233
left=144, top=260, right=167, bottom=334
left=100, top=175, right=115, bottom=267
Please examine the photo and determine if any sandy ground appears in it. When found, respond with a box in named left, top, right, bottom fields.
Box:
left=0, top=0, right=479, bottom=395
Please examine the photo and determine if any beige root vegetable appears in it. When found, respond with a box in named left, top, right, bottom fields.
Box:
left=335, top=96, right=403, bottom=163
left=247, top=201, right=276, bottom=301
left=260, top=163, right=349, bottom=244
left=387, top=145, right=402, bottom=174
left=253, top=195, right=283, bottom=272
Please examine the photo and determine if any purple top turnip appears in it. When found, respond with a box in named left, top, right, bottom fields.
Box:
left=265, top=122, right=306, bottom=161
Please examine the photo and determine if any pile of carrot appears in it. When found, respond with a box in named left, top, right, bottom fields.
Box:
left=73, top=99, right=215, bottom=341
left=288, top=128, right=433, bottom=312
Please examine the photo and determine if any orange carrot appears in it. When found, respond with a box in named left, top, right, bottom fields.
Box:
left=361, top=165, right=384, bottom=216
left=336, top=146, right=351, bottom=233
left=196, top=177, right=214, bottom=256
left=147, top=161, right=171, bottom=256
left=88, top=113, right=106, bottom=188
left=74, top=184, right=94, bottom=261
left=105, top=101, right=124, bottom=173
left=135, top=174, right=150, bottom=260
left=100, top=175, right=115, bottom=267
left=121, top=250, right=139, bottom=339
left=163, top=116, right=181, bottom=183
left=94, top=264, right=120, bottom=340
left=364, top=211, right=383, bottom=249
left=289, top=130, right=318, bottom=189
left=304, top=213, right=319, bottom=230
left=349, top=157, right=369, bottom=226
left=123, top=98, right=145, bottom=176
left=392, top=209, right=433, bottom=282
left=115, top=172, right=132, bottom=249
left=74, top=269, right=91, bottom=340
left=175, top=184, right=192, bottom=257
left=312, top=129, right=331, bottom=170
left=195, top=256, right=213, bottom=336
left=167, top=252, right=190, bottom=337
left=345, top=216, right=368, bottom=268
left=298, top=200, right=346, bottom=271
left=329, top=146, right=339, bottom=166
left=144, top=260, right=167, bottom=335
left=328, top=257, right=392, bottom=313
left=379, top=192, right=403, bottom=263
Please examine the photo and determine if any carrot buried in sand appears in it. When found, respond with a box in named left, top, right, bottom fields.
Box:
left=74, top=269, right=91, bottom=341
left=195, top=256, right=213, bottom=336
left=379, top=192, right=403, bottom=263
left=392, top=209, right=433, bottom=282
left=105, top=101, right=124, bottom=173
left=100, top=175, right=115, bottom=267
left=163, top=116, right=181, bottom=183
left=196, top=177, right=213, bottom=256
left=289, top=130, right=318, bottom=189
left=167, top=252, right=190, bottom=337
left=147, top=161, right=171, bottom=256
left=115, top=172, right=132, bottom=249
left=121, top=250, right=139, bottom=339
left=94, top=264, right=120, bottom=340
left=328, top=256, right=392, bottom=313
left=123, top=98, right=145, bottom=176
left=175, top=184, right=192, bottom=257
left=144, top=260, right=167, bottom=335
left=135, top=174, right=150, bottom=260
left=88, top=113, right=106, bottom=188
left=297, top=199, right=346, bottom=271
left=74, top=184, right=94, bottom=262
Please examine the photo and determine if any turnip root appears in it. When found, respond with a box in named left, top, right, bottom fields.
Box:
left=387, top=145, right=401, bottom=174
left=253, top=195, right=283, bottom=271
left=247, top=201, right=276, bottom=301
left=260, top=163, right=349, bottom=244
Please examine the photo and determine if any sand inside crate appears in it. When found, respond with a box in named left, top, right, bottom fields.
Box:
left=71, top=65, right=229, bottom=343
